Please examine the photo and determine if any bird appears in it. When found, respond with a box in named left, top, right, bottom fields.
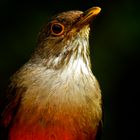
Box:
left=0, top=6, right=102, bottom=140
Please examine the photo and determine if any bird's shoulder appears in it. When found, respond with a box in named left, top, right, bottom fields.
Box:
left=0, top=83, right=26, bottom=127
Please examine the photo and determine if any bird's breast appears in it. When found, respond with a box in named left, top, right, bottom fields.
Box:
left=9, top=63, right=101, bottom=140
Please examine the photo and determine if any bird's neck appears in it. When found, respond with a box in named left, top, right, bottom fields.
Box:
left=31, top=25, right=92, bottom=74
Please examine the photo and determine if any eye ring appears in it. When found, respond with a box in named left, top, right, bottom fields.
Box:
left=51, top=22, right=65, bottom=36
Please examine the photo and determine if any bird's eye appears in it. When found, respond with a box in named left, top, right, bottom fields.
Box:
left=51, top=23, right=64, bottom=36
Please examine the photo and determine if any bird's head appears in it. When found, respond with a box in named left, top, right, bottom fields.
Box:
left=33, top=7, right=101, bottom=70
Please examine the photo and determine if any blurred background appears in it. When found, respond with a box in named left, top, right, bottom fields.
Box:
left=0, top=0, right=139, bottom=140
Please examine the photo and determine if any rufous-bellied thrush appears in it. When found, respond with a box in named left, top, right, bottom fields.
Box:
left=0, top=7, right=102, bottom=140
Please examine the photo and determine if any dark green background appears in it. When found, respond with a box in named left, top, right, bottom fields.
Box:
left=0, top=0, right=139, bottom=140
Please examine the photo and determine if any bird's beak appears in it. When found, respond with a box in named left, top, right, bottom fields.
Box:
left=76, top=7, right=101, bottom=26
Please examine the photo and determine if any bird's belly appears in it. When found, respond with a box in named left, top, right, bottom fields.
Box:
left=8, top=85, right=101, bottom=140
left=9, top=124, right=75, bottom=140
left=8, top=106, right=98, bottom=140
left=9, top=121, right=97, bottom=140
